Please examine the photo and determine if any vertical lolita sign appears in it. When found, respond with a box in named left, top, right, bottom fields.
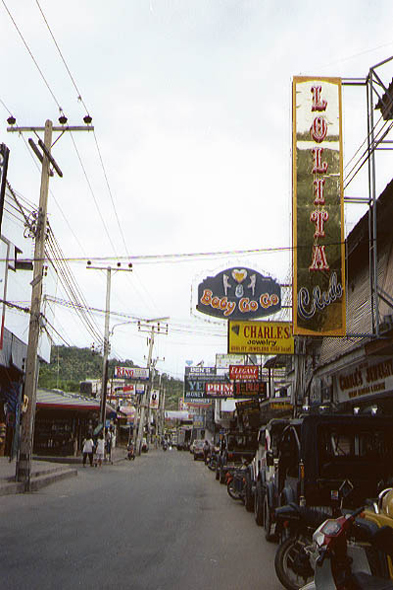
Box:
left=293, top=77, right=346, bottom=336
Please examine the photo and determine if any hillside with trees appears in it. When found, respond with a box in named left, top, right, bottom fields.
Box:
left=38, top=345, right=183, bottom=409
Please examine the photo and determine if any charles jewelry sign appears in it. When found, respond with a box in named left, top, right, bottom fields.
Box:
left=197, top=267, right=281, bottom=320
left=228, top=320, right=294, bottom=355
left=292, top=77, right=346, bottom=336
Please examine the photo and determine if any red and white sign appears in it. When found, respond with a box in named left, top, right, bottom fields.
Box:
left=114, top=366, right=150, bottom=380
left=229, top=365, right=259, bottom=381
left=205, top=382, right=234, bottom=397
left=150, top=389, right=160, bottom=410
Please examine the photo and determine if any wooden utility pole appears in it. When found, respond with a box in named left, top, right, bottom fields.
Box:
left=16, top=120, right=52, bottom=486
left=135, top=320, right=168, bottom=455
left=8, top=119, right=94, bottom=488
left=87, top=264, right=133, bottom=435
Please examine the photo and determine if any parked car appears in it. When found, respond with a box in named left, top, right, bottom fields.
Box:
left=264, top=413, right=393, bottom=541
left=216, top=430, right=258, bottom=484
left=248, top=418, right=288, bottom=522
left=192, top=440, right=205, bottom=461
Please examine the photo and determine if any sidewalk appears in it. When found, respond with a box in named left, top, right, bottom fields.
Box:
left=0, top=445, right=127, bottom=496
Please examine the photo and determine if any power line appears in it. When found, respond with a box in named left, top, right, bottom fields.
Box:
left=34, top=0, right=90, bottom=116
left=1, top=0, right=65, bottom=115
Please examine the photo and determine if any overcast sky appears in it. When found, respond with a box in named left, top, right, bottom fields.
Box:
left=1, top=0, right=393, bottom=379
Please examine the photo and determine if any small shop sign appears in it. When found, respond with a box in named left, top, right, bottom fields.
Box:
left=233, top=381, right=267, bottom=398
left=114, top=366, right=150, bottom=380
left=229, top=365, right=259, bottom=380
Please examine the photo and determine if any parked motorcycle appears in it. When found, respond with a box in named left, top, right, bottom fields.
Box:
left=162, top=441, right=168, bottom=452
left=127, top=443, right=135, bottom=460
left=274, top=503, right=332, bottom=590
left=300, top=505, right=393, bottom=589
left=226, top=465, right=247, bottom=503
left=207, top=450, right=218, bottom=472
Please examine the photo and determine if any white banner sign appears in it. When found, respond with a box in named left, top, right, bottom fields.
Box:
left=114, top=366, right=150, bottom=380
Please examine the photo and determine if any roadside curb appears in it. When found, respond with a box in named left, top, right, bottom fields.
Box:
left=0, top=465, right=78, bottom=496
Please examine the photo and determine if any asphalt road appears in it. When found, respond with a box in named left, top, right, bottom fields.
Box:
left=0, top=449, right=282, bottom=590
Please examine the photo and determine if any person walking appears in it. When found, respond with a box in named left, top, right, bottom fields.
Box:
left=82, top=434, right=94, bottom=467
left=203, top=439, right=210, bottom=464
left=105, top=428, right=113, bottom=463
left=95, top=433, right=105, bottom=468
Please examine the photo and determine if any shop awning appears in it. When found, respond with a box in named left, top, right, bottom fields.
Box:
left=36, top=389, right=114, bottom=412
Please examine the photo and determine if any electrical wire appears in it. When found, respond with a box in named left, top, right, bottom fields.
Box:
left=34, top=0, right=90, bottom=116
left=1, top=0, right=65, bottom=115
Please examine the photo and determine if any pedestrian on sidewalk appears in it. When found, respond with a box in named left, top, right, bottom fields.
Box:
left=95, top=434, right=105, bottom=468
left=203, top=440, right=210, bottom=464
left=105, top=428, right=113, bottom=463
left=82, top=434, right=94, bottom=467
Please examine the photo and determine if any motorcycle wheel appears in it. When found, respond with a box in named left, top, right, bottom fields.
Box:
left=227, top=479, right=243, bottom=501
left=274, top=535, right=314, bottom=590
left=254, top=482, right=264, bottom=526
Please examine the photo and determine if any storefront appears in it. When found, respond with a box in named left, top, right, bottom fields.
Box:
left=0, top=329, right=27, bottom=458
left=34, top=389, right=118, bottom=456
left=309, top=179, right=393, bottom=416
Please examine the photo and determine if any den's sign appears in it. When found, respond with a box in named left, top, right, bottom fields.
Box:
left=197, top=267, right=281, bottom=320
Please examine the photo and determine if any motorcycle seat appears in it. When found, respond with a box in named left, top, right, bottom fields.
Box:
left=350, top=571, right=393, bottom=589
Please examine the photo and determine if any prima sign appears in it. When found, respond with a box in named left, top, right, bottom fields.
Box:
left=197, top=267, right=281, bottom=320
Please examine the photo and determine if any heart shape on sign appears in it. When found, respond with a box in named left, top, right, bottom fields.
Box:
left=232, top=269, right=247, bottom=283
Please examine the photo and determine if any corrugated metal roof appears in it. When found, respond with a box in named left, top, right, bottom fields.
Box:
left=37, top=389, right=102, bottom=411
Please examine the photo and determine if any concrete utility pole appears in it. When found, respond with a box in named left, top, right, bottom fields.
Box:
left=87, top=264, right=132, bottom=434
left=135, top=320, right=168, bottom=455
left=8, top=119, right=94, bottom=488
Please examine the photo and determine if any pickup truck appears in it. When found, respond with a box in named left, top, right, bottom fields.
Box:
left=264, top=413, right=393, bottom=541
left=216, top=430, right=258, bottom=484
left=246, top=418, right=288, bottom=520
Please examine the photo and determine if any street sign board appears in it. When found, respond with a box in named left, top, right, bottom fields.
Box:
left=229, top=365, right=259, bottom=380
left=197, top=267, right=281, bottom=320
left=228, top=320, right=294, bottom=355
left=205, top=382, right=234, bottom=398
left=114, top=366, right=150, bottom=380
left=234, top=381, right=267, bottom=398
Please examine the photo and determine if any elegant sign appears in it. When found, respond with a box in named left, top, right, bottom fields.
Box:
left=336, top=358, right=393, bottom=403
left=229, top=365, right=259, bottom=380
left=197, top=267, right=281, bottom=320
left=114, top=366, right=150, bottom=380
left=292, top=77, right=346, bottom=335
left=205, top=382, right=234, bottom=398
left=228, top=320, right=294, bottom=354
left=234, top=381, right=267, bottom=398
